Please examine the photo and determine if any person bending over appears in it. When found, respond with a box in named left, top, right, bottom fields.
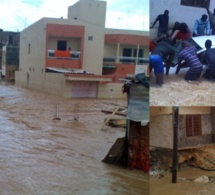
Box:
left=178, top=41, right=203, bottom=81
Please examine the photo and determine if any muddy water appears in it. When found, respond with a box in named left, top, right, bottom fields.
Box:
left=150, top=168, right=215, bottom=195
left=0, top=82, right=148, bottom=195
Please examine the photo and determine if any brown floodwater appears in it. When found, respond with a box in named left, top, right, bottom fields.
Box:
left=150, top=168, right=215, bottom=195
left=0, top=82, right=149, bottom=195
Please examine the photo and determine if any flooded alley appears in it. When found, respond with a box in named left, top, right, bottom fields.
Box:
left=0, top=82, right=148, bottom=195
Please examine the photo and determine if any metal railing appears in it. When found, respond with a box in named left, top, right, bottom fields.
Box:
left=103, top=56, right=148, bottom=64
left=48, top=50, right=81, bottom=59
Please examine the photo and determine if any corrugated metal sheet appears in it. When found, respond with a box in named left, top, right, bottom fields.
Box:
left=127, top=84, right=149, bottom=125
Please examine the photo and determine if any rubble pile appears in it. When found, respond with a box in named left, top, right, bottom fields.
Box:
left=150, top=144, right=215, bottom=175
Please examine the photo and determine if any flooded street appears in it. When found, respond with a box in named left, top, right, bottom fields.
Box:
left=150, top=167, right=215, bottom=195
left=0, top=82, right=148, bottom=195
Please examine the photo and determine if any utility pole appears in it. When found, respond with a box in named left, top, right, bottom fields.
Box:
left=172, top=106, right=179, bottom=183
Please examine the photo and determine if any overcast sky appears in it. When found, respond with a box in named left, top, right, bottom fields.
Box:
left=0, top=0, right=149, bottom=32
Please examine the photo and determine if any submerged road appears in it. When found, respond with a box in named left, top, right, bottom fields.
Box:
left=0, top=82, right=148, bottom=195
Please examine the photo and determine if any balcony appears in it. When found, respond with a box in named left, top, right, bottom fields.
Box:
left=48, top=50, right=81, bottom=60
left=47, top=50, right=81, bottom=69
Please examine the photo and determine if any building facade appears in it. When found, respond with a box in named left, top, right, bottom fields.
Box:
left=1, top=45, right=19, bottom=81
left=15, top=0, right=149, bottom=98
left=150, top=107, right=215, bottom=149
left=0, top=30, right=20, bottom=80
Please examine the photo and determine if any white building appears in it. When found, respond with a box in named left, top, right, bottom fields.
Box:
left=150, top=0, right=215, bottom=38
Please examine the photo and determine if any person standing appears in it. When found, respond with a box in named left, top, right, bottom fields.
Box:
left=150, top=10, right=169, bottom=36
left=201, top=39, right=215, bottom=80
left=193, top=14, right=210, bottom=36
left=178, top=41, right=203, bottom=81
left=150, top=39, right=175, bottom=85
left=206, top=8, right=215, bottom=35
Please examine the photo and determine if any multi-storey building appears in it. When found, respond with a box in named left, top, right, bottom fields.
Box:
left=0, top=30, right=20, bottom=81
left=15, top=0, right=149, bottom=98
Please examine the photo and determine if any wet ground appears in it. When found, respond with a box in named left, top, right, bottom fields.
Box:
left=0, top=82, right=149, bottom=195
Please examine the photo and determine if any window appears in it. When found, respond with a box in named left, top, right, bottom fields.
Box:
left=57, top=40, right=67, bottom=51
left=181, top=0, right=210, bottom=8
left=186, top=115, right=202, bottom=137
left=134, top=49, right=144, bottom=57
left=88, top=36, right=93, bottom=41
left=28, top=44, right=31, bottom=54
left=123, top=48, right=132, bottom=57
left=9, top=35, right=13, bottom=45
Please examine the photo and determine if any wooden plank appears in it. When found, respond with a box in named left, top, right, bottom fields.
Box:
left=108, top=119, right=126, bottom=127
left=101, top=109, right=127, bottom=116
left=101, top=107, right=120, bottom=130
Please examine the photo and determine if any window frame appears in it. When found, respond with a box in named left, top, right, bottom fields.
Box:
left=185, top=114, right=202, bottom=137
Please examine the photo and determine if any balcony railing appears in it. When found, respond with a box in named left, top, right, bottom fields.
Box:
left=48, top=50, right=81, bottom=59
left=103, top=56, right=148, bottom=65
left=103, top=57, right=116, bottom=63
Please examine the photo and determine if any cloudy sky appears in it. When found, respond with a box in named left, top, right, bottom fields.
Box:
left=0, top=0, right=149, bottom=32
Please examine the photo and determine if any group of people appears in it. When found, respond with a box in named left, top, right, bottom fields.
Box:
left=149, top=8, right=215, bottom=86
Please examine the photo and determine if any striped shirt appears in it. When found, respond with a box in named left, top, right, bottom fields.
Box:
left=178, top=46, right=203, bottom=72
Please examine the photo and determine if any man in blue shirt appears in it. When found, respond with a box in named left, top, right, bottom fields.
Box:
left=193, top=14, right=210, bottom=36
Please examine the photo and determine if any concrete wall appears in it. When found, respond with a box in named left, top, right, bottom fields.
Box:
left=150, top=0, right=215, bottom=38
left=150, top=114, right=173, bottom=149
left=97, top=82, right=127, bottom=99
left=68, top=0, right=106, bottom=28
left=16, top=19, right=47, bottom=89
left=150, top=112, right=214, bottom=149
left=43, top=73, right=66, bottom=97
left=103, top=44, right=117, bottom=58
left=82, top=25, right=105, bottom=75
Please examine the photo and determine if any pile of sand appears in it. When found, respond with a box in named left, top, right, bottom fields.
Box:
left=150, top=144, right=215, bottom=175
left=179, top=144, right=215, bottom=171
